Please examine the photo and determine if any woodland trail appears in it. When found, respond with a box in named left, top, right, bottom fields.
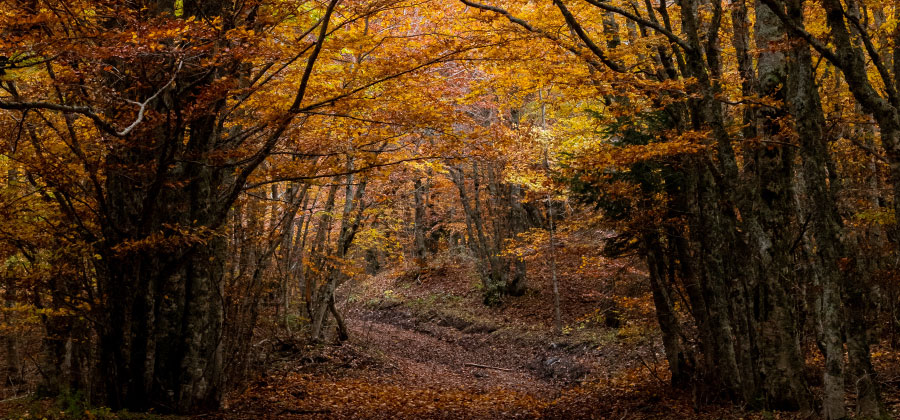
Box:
left=214, top=301, right=637, bottom=419
left=213, top=297, right=814, bottom=420
left=344, top=306, right=566, bottom=396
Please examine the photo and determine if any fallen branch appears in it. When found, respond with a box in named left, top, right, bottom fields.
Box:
left=0, top=394, right=29, bottom=404
left=278, top=408, right=331, bottom=415
left=636, top=354, right=666, bottom=386
left=464, top=363, right=512, bottom=372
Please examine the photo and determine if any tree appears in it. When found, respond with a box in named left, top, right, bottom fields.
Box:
left=0, top=0, right=472, bottom=412
left=457, top=0, right=894, bottom=416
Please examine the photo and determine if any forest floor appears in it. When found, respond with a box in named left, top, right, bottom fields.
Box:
left=208, top=253, right=900, bottom=419
left=3, top=253, right=900, bottom=419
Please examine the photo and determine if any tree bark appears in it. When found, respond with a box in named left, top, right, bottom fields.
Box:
left=781, top=0, right=846, bottom=416
left=749, top=2, right=811, bottom=410
left=645, top=234, right=693, bottom=386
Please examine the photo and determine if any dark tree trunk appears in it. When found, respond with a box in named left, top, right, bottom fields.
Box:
left=750, top=2, right=811, bottom=410
left=3, top=275, right=22, bottom=389
left=782, top=0, right=846, bottom=416
left=506, top=184, right=528, bottom=296
left=645, top=234, right=693, bottom=387
left=98, top=127, right=229, bottom=411
left=413, top=178, right=428, bottom=265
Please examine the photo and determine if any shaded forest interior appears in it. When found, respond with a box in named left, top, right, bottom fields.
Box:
left=2, top=0, right=900, bottom=418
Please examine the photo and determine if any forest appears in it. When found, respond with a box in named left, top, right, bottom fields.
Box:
left=1, top=0, right=899, bottom=418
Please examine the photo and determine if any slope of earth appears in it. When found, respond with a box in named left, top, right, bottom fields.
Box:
left=211, top=302, right=690, bottom=419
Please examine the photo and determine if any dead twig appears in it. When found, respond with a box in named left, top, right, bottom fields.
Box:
left=278, top=408, right=331, bottom=415
left=464, top=363, right=512, bottom=372
left=636, top=354, right=666, bottom=386
left=0, top=394, right=28, bottom=404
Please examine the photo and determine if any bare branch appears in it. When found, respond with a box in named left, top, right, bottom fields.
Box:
left=117, top=59, right=183, bottom=136
left=0, top=60, right=183, bottom=137
left=553, top=0, right=625, bottom=72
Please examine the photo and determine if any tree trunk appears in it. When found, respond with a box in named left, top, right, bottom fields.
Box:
left=413, top=177, right=428, bottom=265
left=645, top=234, right=693, bottom=386
left=450, top=164, right=504, bottom=305
left=783, top=0, right=846, bottom=416
left=751, top=2, right=811, bottom=410
left=310, top=166, right=367, bottom=340
left=3, top=274, right=22, bottom=388
left=506, top=184, right=527, bottom=296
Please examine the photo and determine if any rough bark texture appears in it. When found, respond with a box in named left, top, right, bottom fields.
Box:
left=645, top=235, right=692, bottom=386
left=98, top=113, right=229, bottom=411
left=750, top=2, right=811, bottom=410
left=782, top=0, right=846, bottom=416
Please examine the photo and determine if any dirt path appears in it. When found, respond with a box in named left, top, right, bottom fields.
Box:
left=216, top=303, right=621, bottom=419
left=344, top=307, right=558, bottom=397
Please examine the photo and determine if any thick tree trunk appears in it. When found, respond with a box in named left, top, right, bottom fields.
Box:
left=94, top=103, right=230, bottom=412
left=677, top=4, right=750, bottom=401
left=98, top=210, right=226, bottom=413
left=751, top=2, right=810, bottom=410
left=783, top=0, right=846, bottom=416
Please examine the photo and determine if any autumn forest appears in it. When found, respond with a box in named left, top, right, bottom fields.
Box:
left=1, top=0, right=900, bottom=418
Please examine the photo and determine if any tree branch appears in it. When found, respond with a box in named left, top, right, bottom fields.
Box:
left=459, top=0, right=610, bottom=72
left=245, top=155, right=452, bottom=189
left=582, top=0, right=693, bottom=53
left=117, top=59, right=182, bottom=136
left=460, top=0, right=540, bottom=32
left=843, top=8, right=899, bottom=107
left=553, top=0, right=625, bottom=72
left=0, top=100, right=119, bottom=135
left=0, top=60, right=183, bottom=137
left=757, top=0, right=842, bottom=68
left=213, top=0, right=342, bottom=229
